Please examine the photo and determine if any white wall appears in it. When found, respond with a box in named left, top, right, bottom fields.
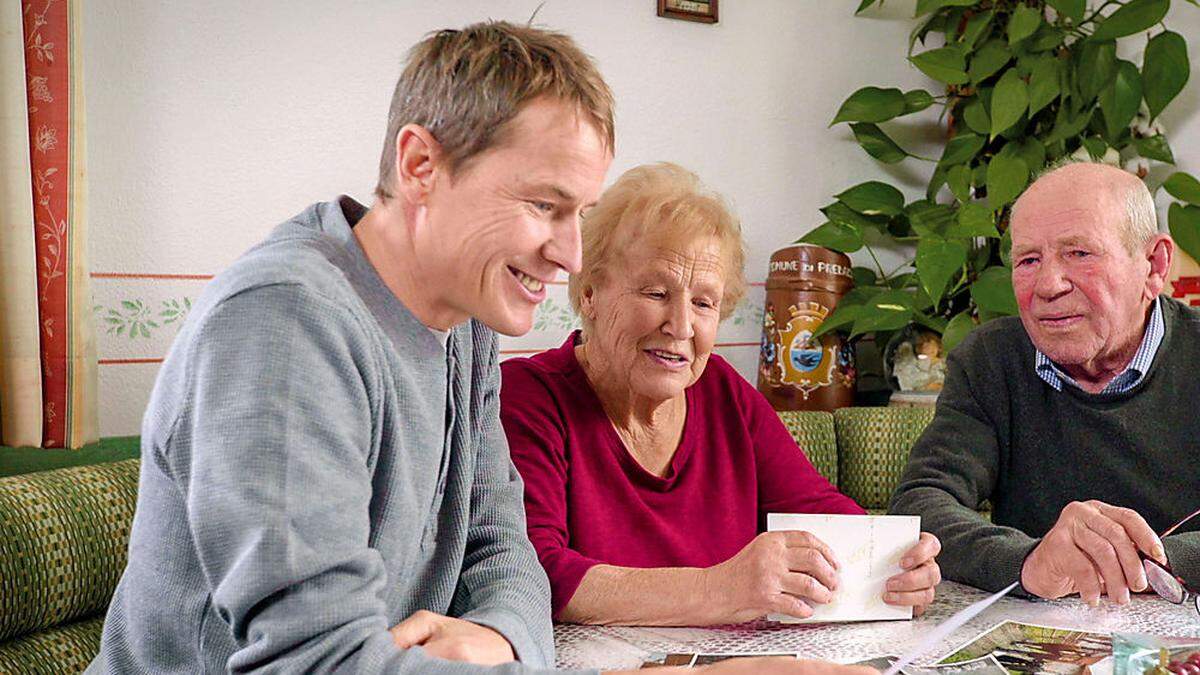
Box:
left=84, top=1, right=1200, bottom=436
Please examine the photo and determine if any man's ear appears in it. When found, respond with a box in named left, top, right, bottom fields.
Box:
left=579, top=283, right=597, bottom=319
left=393, top=124, right=442, bottom=205
left=1145, top=234, right=1175, bottom=300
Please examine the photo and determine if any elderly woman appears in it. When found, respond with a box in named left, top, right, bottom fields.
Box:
left=499, top=163, right=941, bottom=626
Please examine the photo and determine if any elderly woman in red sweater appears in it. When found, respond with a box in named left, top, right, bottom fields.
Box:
left=500, top=163, right=941, bottom=626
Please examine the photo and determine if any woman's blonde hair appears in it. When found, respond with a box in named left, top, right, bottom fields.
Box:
left=568, top=163, right=747, bottom=332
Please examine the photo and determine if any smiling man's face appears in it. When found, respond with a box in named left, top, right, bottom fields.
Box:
left=1009, top=165, right=1154, bottom=376
left=421, top=96, right=611, bottom=336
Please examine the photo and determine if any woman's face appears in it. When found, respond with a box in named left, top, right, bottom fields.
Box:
left=581, top=235, right=726, bottom=405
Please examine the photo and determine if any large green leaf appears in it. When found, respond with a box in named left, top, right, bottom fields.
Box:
left=939, top=132, right=986, bottom=167
left=831, top=86, right=907, bottom=125
left=1143, top=31, right=1190, bottom=121
left=1077, top=40, right=1117, bottom=102
left=990, top=70, right=1029, bottom=138
left=963, top=97, right=992, bottom=135
left=1002, top=137, right=1047, bottom=174
left=836, top=181, right=906, bottom=216
left=961, top=11, right=994, bottom=49
left=910, top=47, right=970, bottom=85
left=942, top=311, right=976, bottom=352
left=969, top=40, right=1013, bottom=85
left=1047, top=0, right=1085, bottom=23
left=850, top=123, right=908, bottom=164
left=906, top=200, right=957, bottom=236
left=851, top=290, right=917, bottom=336
left=950, top=201, right=1001, bottom=238
left=812, top=304, right=865, bottom=339
left=947, top=164, right=972, bottom=202
left=856, top=0, right=879, bottom=14
left=1099, top=60, right=1143, bottom=141
left=799, top=220, right=864, bottom=253
left=1135, top=135, right=1175, bottom=163
left=1028, top=56, right=1061, bottom=116
left=915, top=0, right=977, bottom=17
left=851, top=266, right=879, bottom=288
left=1043, top=106, right=1093, bottom=145
left=1007, top=4, right=1043, bottom=45
left=903, top=89, right=936, bottom=114
left=987, top=155, right=1029, bottom=210
left=1168, top=203, right=1200, bottom=266
left=1082, top=136, right=1108, bottom=160
left=1164, top=172, right=1200, bottom=205
left=1029, top=25, right=1066, bottom=52
left=916, top=238, right=969, bottom=306
left=970, top=266, right=1019, bottom=315
left=1090, top=0, right=1170, bottom=42
left=823, top=201, right=889, bottom=231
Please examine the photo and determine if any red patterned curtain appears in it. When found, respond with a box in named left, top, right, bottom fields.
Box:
left=0, top=0, right=97, bottom=449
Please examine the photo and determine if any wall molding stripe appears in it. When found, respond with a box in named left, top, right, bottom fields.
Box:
left=96, top=342, right=762, bottom=365
left=92, top=273, right=214, bottom=280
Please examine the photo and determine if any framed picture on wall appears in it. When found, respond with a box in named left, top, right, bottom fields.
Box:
left=657, top=0, right=718, bottom=24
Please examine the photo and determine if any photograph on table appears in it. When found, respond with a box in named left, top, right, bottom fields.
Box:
left=940, top=621, right=1112, bottom=674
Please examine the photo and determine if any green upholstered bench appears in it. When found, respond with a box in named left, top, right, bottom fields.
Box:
left=0, top=407, right=943, bottom=671
left=0, top=459, right=140, bottom=673
left=778, top=407, right=936, bottom=512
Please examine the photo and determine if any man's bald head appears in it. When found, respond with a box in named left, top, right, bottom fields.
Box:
left=1011, top=161, right=1157, bottom=255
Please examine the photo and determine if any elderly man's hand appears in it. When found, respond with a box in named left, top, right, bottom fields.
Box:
left=883, top=532, right=941, bottom=616
left=702, top=531, right=840, bottom=623
left=390, top=610, right=515, bottom=665
left=1021, top=500, right=1165, bottom=605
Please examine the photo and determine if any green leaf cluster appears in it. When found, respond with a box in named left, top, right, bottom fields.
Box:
left=813, top=0, right=1195, bottom=351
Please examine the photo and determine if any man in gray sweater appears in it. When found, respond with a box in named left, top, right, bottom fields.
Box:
left=892, top=162, right=1200, bottom=609
left=85, top=21, right=614, bottom=674
left=88, top=19, right=871, bottom=675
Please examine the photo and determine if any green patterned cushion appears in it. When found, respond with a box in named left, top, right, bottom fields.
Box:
left=834, top=407, right=935, bottom=510
left=0, top=459, right=139, bottom=642
left=0, top=616, right=102, bottom=674
left=776, top=410, right=838, bottom=487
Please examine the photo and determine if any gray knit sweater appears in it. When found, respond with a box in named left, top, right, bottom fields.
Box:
left=89, top=198, right=587, bottom=674
left=891, top=296, right=1200, bottom=594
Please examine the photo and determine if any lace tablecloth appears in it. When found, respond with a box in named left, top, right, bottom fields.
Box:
left=554, top=581, right=1200, bottom=670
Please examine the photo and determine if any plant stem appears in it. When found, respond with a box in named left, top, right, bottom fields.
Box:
left=864, top=243, right=888, bottom=280
left=1080, top=0, right=1119, bottom=27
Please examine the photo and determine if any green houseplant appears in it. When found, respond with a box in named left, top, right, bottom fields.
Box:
left=807, top=0, right=1200, bottom=366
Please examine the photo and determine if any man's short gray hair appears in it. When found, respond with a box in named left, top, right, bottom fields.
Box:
left=1017, top=157, right=1157, bottom=254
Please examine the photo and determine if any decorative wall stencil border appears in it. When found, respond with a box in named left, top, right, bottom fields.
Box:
left=96, top=342, right=763, bottom=365
left=93, top=297, right=192, bottom=340
left=90, top=275, right=771, bottom=366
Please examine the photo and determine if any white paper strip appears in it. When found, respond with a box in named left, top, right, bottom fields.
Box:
left=881, top=581, right=1019, bottom=675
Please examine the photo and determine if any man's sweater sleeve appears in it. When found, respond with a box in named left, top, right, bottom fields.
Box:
left=889, top=345, right=1039, bottom=593
left=449, top=328, right=557, bottom=668
left=171, top=285, right=558, bottom=674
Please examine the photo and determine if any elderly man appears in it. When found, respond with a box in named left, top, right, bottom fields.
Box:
left=891, top=161, right=1200, bottom=607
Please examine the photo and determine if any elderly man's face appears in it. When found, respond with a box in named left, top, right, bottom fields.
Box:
left=1009, top=174, right=1153, bottom=373
left=421, top=97, right=611, bottom=336
left=582, top=237, right=726, bottom=404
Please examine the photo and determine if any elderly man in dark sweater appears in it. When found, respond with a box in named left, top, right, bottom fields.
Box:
left=892, top=161, right=1199, bottom=608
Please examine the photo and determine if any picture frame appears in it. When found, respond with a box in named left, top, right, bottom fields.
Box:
left=657, top=0, right=718, bottom=24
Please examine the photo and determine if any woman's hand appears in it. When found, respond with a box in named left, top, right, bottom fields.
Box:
left=882, top=532, right=942, bottom=616
left=702, top=531, right=840, bottom=623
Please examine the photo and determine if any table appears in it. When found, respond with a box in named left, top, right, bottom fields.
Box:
left=554, top=582, right=1200, bottom=670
